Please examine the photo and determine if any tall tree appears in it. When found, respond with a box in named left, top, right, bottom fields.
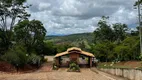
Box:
left=0, top=0, right=30, bottom=31
left=94, top=16, right=114, bottom=43
left=0, top=0, right=30, bottom=54
left=134, top=0, right=142, bottom=55
left=113, top=23, right=128, bottom=43
left=134, top=0, right=142, bottom=6
left=14, top=20, right=47, bottom=54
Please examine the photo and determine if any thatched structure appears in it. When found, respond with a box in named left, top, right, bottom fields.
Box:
left=54, top=47, right=95, bottom=67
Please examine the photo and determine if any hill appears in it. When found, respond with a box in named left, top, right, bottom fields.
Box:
left=45, top=33, right=94, bottom=44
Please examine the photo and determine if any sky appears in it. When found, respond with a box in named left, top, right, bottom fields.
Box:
left=26, top=0, right=138, bottom=35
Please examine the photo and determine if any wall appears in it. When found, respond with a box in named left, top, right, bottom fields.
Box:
left=69, top=53, right=79, bottom=63
left=99, top=68, right=142, bottom=80
left=60, top=56, right=70, bottom=67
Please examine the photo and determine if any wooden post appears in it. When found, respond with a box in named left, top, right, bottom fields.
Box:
left=56, top=57, right=60, bottom=67
left=90, top=57, right=92, bottom=67
left=59, top=56, right=61, bottom=66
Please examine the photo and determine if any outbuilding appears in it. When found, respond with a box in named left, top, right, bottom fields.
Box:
left=54, top=47, right=95, bottom=67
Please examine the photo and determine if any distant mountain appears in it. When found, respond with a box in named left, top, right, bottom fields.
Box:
left=47, top=34, right=68, bottom=37
left=45, top=33, right=94, bottom=44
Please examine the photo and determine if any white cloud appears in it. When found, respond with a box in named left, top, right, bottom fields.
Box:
left=26, top=0, right=138, bottom=35
left=39, top=3, right=51, bottom=11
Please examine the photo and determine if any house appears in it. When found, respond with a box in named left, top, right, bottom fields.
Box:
left=54, top=47, right=95, bottom=67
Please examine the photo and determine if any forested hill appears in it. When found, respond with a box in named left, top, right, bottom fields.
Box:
left=45, top=33, right=94, bottom=44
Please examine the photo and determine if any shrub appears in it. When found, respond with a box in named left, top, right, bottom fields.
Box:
left=43, top=57, right=48, bottom=62
left=68, top=61, right=80, bottom=72
left=52, top=63, right=58, bottom=70
left=28, top=54, right=41, bottom=68
left=139, top=54, right=142, bottom=61
left=1, top=44, right=28, bottom=67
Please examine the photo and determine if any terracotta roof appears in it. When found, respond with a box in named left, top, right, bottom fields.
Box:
left=55, top=47, right=94, bottom=57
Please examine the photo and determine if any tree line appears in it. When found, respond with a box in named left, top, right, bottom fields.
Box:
left=91, top=16, right=140, bottom=62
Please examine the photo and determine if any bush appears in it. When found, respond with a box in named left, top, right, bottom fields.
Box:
left=139, top=54, right=142, bottom=61
left=1, top=44, right=28, bottom=67
left=68, top=61, right=80, bottom=72
left=52, top=63, right=58, bottom=70
left=28, top=54, right=41, bottom=68
left=43, top=57, right=48, bottom=62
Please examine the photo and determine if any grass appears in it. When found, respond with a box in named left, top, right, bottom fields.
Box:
left=97, top=61, right=142, bottom=70
left=97, top=65, right=132, bottom=69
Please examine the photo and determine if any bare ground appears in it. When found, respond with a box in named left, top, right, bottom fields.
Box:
left=0, top=56, right=126, bottom=80
left=0, top=68, right=126, bottom=80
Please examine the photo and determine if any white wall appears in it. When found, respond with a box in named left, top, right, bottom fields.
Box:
left=100, top=68, right=142, bottom=80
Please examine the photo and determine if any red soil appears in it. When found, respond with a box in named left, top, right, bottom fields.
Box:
left=0, top=61, right=37, bottom=73
left=0, top=61, right=52, bottom=73
left=0, top=61, right=16, bottom=72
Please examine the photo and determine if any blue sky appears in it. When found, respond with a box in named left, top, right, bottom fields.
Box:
left=26, top=0, right=138, bottom=35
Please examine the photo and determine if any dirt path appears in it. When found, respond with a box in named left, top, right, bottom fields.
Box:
left=0, top=68, right=126, bottom=80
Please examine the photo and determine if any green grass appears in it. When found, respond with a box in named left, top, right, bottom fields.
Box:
left=97, top=62, right=142, bottom=70
left=97, top=65, right=132, bottom=69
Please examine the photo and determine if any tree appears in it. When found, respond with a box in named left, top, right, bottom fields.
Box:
left=0, top=0, right=30, bottom=54
left=114, top=45, right=130, bottom=61
left=92, top=41, right=115, bottom=62
left=42, top=41, right=57, bottom=55
left=134, top=0, right=142, bottom=55
left=113, top=23, right=128, bottom=43
left=130, top=30, right=139, bottom=36
left=114, top=36, right=140, bottom=61
left=0, top=0, right=30, bottom=31
left=122, top=36, right=140, bottom=60
left=94, top=16, right=114, bottom=43
left=134, top=0, right=142, bottom=6
left=56, top=43, right=72, bottom=53
left=14, top=20, right=47, bottom=54
left=78, top=40, right=91, bottom=51
left=92, top=16, right=141, bottom=62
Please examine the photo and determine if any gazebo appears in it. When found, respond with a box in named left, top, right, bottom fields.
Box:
left=54, top=47, right=95, bottom=67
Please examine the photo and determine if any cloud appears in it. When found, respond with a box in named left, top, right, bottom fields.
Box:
left=26, top=0, right=138, bottom=35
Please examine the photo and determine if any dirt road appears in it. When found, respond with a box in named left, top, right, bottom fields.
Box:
left=0, top=68, right=126, bottom=80
left=0, top=56, right=126, bottom=80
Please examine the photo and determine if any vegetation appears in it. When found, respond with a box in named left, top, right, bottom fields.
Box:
left=0, top=0, right=142, bottom=71
left=14, top=19, right=46, bottom=54
left=46, top=33, right=93, bottom=44
left=0, top=0, right=30, bottom=54
left=45, top=33, right=93, bottom=53
left=0, top=0, right=45, bottom=70
left=97, top=61, right=142, bottom=70
left=91, top=16, right=140, bottom=62
left=1, top=44, right=28, bottom=67
left=52, top=63, right=58, bottom=70
left=68, top=61, right=80, bottom=72
left=46, top=16, right=141, bottom=62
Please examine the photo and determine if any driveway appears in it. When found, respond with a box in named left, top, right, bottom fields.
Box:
left=0, top=68, right=126, bottom=80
